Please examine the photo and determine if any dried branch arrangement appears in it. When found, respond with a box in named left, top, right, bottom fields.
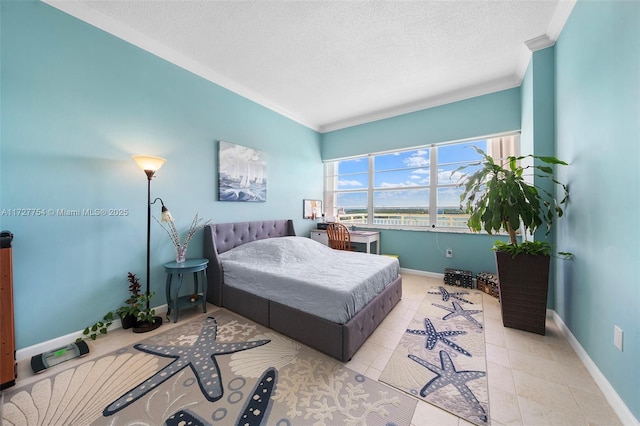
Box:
left=155, top=213, right=212, bottom=252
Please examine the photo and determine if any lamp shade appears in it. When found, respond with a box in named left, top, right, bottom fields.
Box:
left=132, top=155, right=166, bottom=172
left=161, top=206, right=174, bottom=222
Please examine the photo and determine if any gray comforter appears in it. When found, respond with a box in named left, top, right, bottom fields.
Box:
left=218, top=236, right=399, bottom=323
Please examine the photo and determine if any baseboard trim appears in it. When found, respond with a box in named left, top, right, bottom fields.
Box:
left=16, top=304, right=168, bottom=362
left=399, top=267, right=444, bottom=279
left=400, top=268, right=482, bottom=289
left=550, top=309, right=639, bottom=425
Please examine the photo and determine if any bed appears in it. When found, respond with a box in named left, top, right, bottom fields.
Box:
left=203, top=219, right=402, bottom=361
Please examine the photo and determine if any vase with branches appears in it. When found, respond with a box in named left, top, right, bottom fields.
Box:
left=155, top=213, right=212, bottom=263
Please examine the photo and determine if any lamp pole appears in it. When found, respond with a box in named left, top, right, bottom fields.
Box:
left=144, top=169, right=154, bottom=311
left=132, top=155, right=166, bottom=331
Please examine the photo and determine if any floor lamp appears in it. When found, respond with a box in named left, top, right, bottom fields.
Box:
left=132, top=155, right=166, bottom=332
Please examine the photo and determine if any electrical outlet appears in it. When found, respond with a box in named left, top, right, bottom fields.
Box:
left=614, top=325, right=623, bottom=351
left=446, top=248, right=453, bottom=258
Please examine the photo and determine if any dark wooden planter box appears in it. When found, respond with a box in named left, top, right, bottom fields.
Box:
left=495, top=251, right=550, bottom=335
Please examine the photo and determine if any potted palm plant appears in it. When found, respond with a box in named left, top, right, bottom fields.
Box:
left=457, top=147, right=569, bottom=335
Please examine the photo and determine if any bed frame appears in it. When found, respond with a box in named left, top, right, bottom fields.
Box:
left=203, top=219, right=402, bottom=361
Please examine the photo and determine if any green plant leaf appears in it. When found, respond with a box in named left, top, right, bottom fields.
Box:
left=457, top=148, right=569, bottom=251
left=558, top=251, right=574, bottom=260
left=538, top=156, right=568, bottom=165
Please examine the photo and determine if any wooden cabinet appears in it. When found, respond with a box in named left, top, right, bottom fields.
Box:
left=1, top=232, right=16, bottom=389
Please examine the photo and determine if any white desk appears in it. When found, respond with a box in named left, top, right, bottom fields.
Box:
left=309, top=229, right=380, bottom=254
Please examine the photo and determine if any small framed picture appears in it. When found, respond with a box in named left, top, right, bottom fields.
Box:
left=303, top=199, right=322, bottom=220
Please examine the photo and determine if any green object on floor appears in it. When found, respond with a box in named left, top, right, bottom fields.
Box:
left=31, top=341, right=90, bottom=374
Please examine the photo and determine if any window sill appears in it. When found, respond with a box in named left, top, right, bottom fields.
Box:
left=348, top=224, right=510, bottom=236
left=350, top=225, right=472, bottom=234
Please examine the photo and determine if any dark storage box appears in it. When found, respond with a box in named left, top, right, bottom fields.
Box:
left=444, top=268, right=473, bottom=288
left=476, top=272, right=500, bottom=298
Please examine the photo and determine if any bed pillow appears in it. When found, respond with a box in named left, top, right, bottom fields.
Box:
left=219, top=236, right=330, bottom=265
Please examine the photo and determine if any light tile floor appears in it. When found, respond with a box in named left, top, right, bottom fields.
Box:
left=345, top=273, right=622, bottom=426
left=9, top=273, right=622, bottom=425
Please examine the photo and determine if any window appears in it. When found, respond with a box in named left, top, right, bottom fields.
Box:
left=323, top=134, right=519, bottom=230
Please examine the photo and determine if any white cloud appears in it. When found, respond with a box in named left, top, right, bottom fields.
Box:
left=379, top=181, right=420, bottom=188
left=404, top=151, right=429, bottom=167
left=437, top=168, right=466, bottom=185
left=338, top=179, right=363, bottom=187
left=410, top=174, right=429, bottom=184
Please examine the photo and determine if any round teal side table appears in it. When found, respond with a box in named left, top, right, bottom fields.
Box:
left=163, top=258, right=209, bottom=323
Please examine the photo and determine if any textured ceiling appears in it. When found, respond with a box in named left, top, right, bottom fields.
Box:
left=45, top=0, right=575, bottom=132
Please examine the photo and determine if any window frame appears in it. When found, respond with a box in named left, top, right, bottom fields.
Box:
left=323, top=132, right=520, bottom=233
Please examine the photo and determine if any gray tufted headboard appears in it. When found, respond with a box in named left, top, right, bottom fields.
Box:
left=203, top=219, right=296, bottom=305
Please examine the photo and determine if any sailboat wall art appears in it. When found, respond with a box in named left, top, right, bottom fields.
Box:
left=218, top=141, right=267, bottom=202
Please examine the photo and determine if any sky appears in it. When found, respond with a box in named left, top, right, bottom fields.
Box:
left=333, top=139, right=487, bottom=210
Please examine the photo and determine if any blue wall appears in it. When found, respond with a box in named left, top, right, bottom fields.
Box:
left=0, top=1, right=322, bottom=349
left=321, top=88, right=521, bottom=161
left=554, top=0, right=640, bottom=419
left=2, top=2, right=638, bottom=419
left=320, top=89, right=520, bottom=275
left=520, top=46, right=563, bottom=309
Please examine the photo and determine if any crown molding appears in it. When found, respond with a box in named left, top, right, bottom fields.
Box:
left=525, top=35, right=555, bottom=52
left=516, top=0, right=577, bottom=82
left=41, top=0, right=321, bottom=132
left=525, top=0, right=577, bottom=52
left=547, top=0, right=578, bottom=41
left=41, top=0, right=578, bottom=135
left=318, top=76, right=521, bottom=133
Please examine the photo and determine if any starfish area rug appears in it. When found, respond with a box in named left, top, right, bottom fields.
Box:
left=1, top=310, right=416, bottom=426
left=379, top=284, right=489, bottom=426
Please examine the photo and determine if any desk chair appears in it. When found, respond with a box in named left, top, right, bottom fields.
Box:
left=326, top=223, right=356, bottom=251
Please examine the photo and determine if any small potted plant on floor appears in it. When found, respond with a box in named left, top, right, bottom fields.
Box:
left=457, top=147, right=570, bottom=335
left=77, top=272, right=159, bottom=341
left=115, top=272, right=154, bottom=330
left=120, top=272, right=161, bottom=333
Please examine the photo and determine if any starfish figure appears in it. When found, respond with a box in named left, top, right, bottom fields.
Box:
left=409, top=350, right=488, bottom=424
left=406, top=317, right=470, bottom=356
left=104, top=317, right=270, bottom=415
left=428, top=286, right=474, bottom=304
left=433, top=301, right=483, bottom=329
